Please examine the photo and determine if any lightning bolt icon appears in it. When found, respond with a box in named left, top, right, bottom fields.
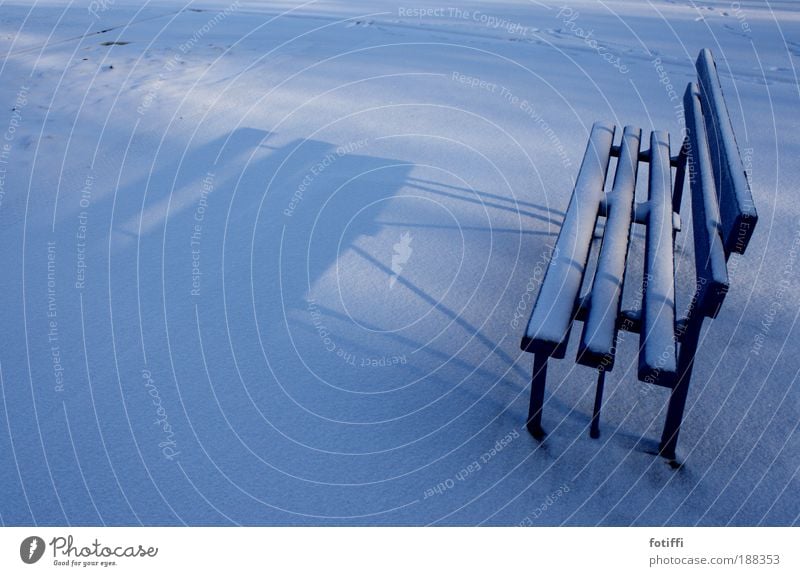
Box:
left=29, top=538, right=38, bottom=560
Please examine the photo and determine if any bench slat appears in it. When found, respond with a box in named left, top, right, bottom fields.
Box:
left=685, top=82, right=730, bottom=317
left=639, top=131, right=677, bottom=386
left=696, top=49, right=758, bottom=255
left=577, top=126, right=642, bottom=369
left=521, top=121, right=615, bottom=357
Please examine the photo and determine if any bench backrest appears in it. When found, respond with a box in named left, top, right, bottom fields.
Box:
left=685, top=48, right=758, bottom=317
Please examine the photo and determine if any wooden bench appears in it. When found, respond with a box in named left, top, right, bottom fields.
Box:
left=520, top=49, right=757, bottom=460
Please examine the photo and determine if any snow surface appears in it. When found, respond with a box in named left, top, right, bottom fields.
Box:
left=0, top=0, right=798, bottom=526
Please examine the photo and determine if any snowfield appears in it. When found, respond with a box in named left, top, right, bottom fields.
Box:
left=0, top=0, right=798, bottom=526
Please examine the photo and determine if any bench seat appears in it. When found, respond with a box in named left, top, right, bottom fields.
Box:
left=519, top=49, right=758, bottom=459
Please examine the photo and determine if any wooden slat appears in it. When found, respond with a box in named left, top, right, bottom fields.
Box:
left=521, top=121, right=615, bottom=357
left=685, top=81, right=730, bottom=317
left=578, top=126, right=642, bottom=370
left=638, top=130, right=677, bottom=386
left=696, top=48, right=758, bottom=255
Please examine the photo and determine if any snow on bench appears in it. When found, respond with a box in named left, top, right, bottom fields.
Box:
left=519, top=49, right=758, bottom=460
left=520, top=121, right=615, bottom=359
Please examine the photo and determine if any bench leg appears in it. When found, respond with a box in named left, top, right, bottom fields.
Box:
left=590, top=369, right=606, bottom=439
left=526, top=353, right=548, bottom=440
left=659, top=312, right=704, bottom=460
left=659, top=375, right=689, bottom=460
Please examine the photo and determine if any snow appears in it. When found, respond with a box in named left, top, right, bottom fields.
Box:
left=578, top=125, right=639, bottom=370
left=639, top=129, right=676, bottom=385
left=0, top=0, right=797, bottom=526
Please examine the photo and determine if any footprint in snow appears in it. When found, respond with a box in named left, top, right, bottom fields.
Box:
left=346, top=20, right=374, bottom=28
left=723, top=23, right=749, bottom=39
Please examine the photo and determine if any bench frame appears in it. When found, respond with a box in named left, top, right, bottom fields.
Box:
left=520, top=49, right=757, bottom=460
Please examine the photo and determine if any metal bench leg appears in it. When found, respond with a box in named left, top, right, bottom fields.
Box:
left=590, top=369, right=606, bottom=439
left=527, top=353, right=548, bottom=440
left=659, top=312, right=704, bottom=460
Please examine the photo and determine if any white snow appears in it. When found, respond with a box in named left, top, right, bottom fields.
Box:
left=0, top=0, right=797, bottom=526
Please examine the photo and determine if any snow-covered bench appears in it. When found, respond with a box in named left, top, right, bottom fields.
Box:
left=519, top=49, right=758, bottom=460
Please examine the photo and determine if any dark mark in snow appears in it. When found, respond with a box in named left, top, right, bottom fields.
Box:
left=5, top=10, right=183, bottom=58
left=100, top=41, right=130, bottom=46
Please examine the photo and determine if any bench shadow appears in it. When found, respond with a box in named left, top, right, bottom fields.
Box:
left=407, top=179, right=563, bottom=226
